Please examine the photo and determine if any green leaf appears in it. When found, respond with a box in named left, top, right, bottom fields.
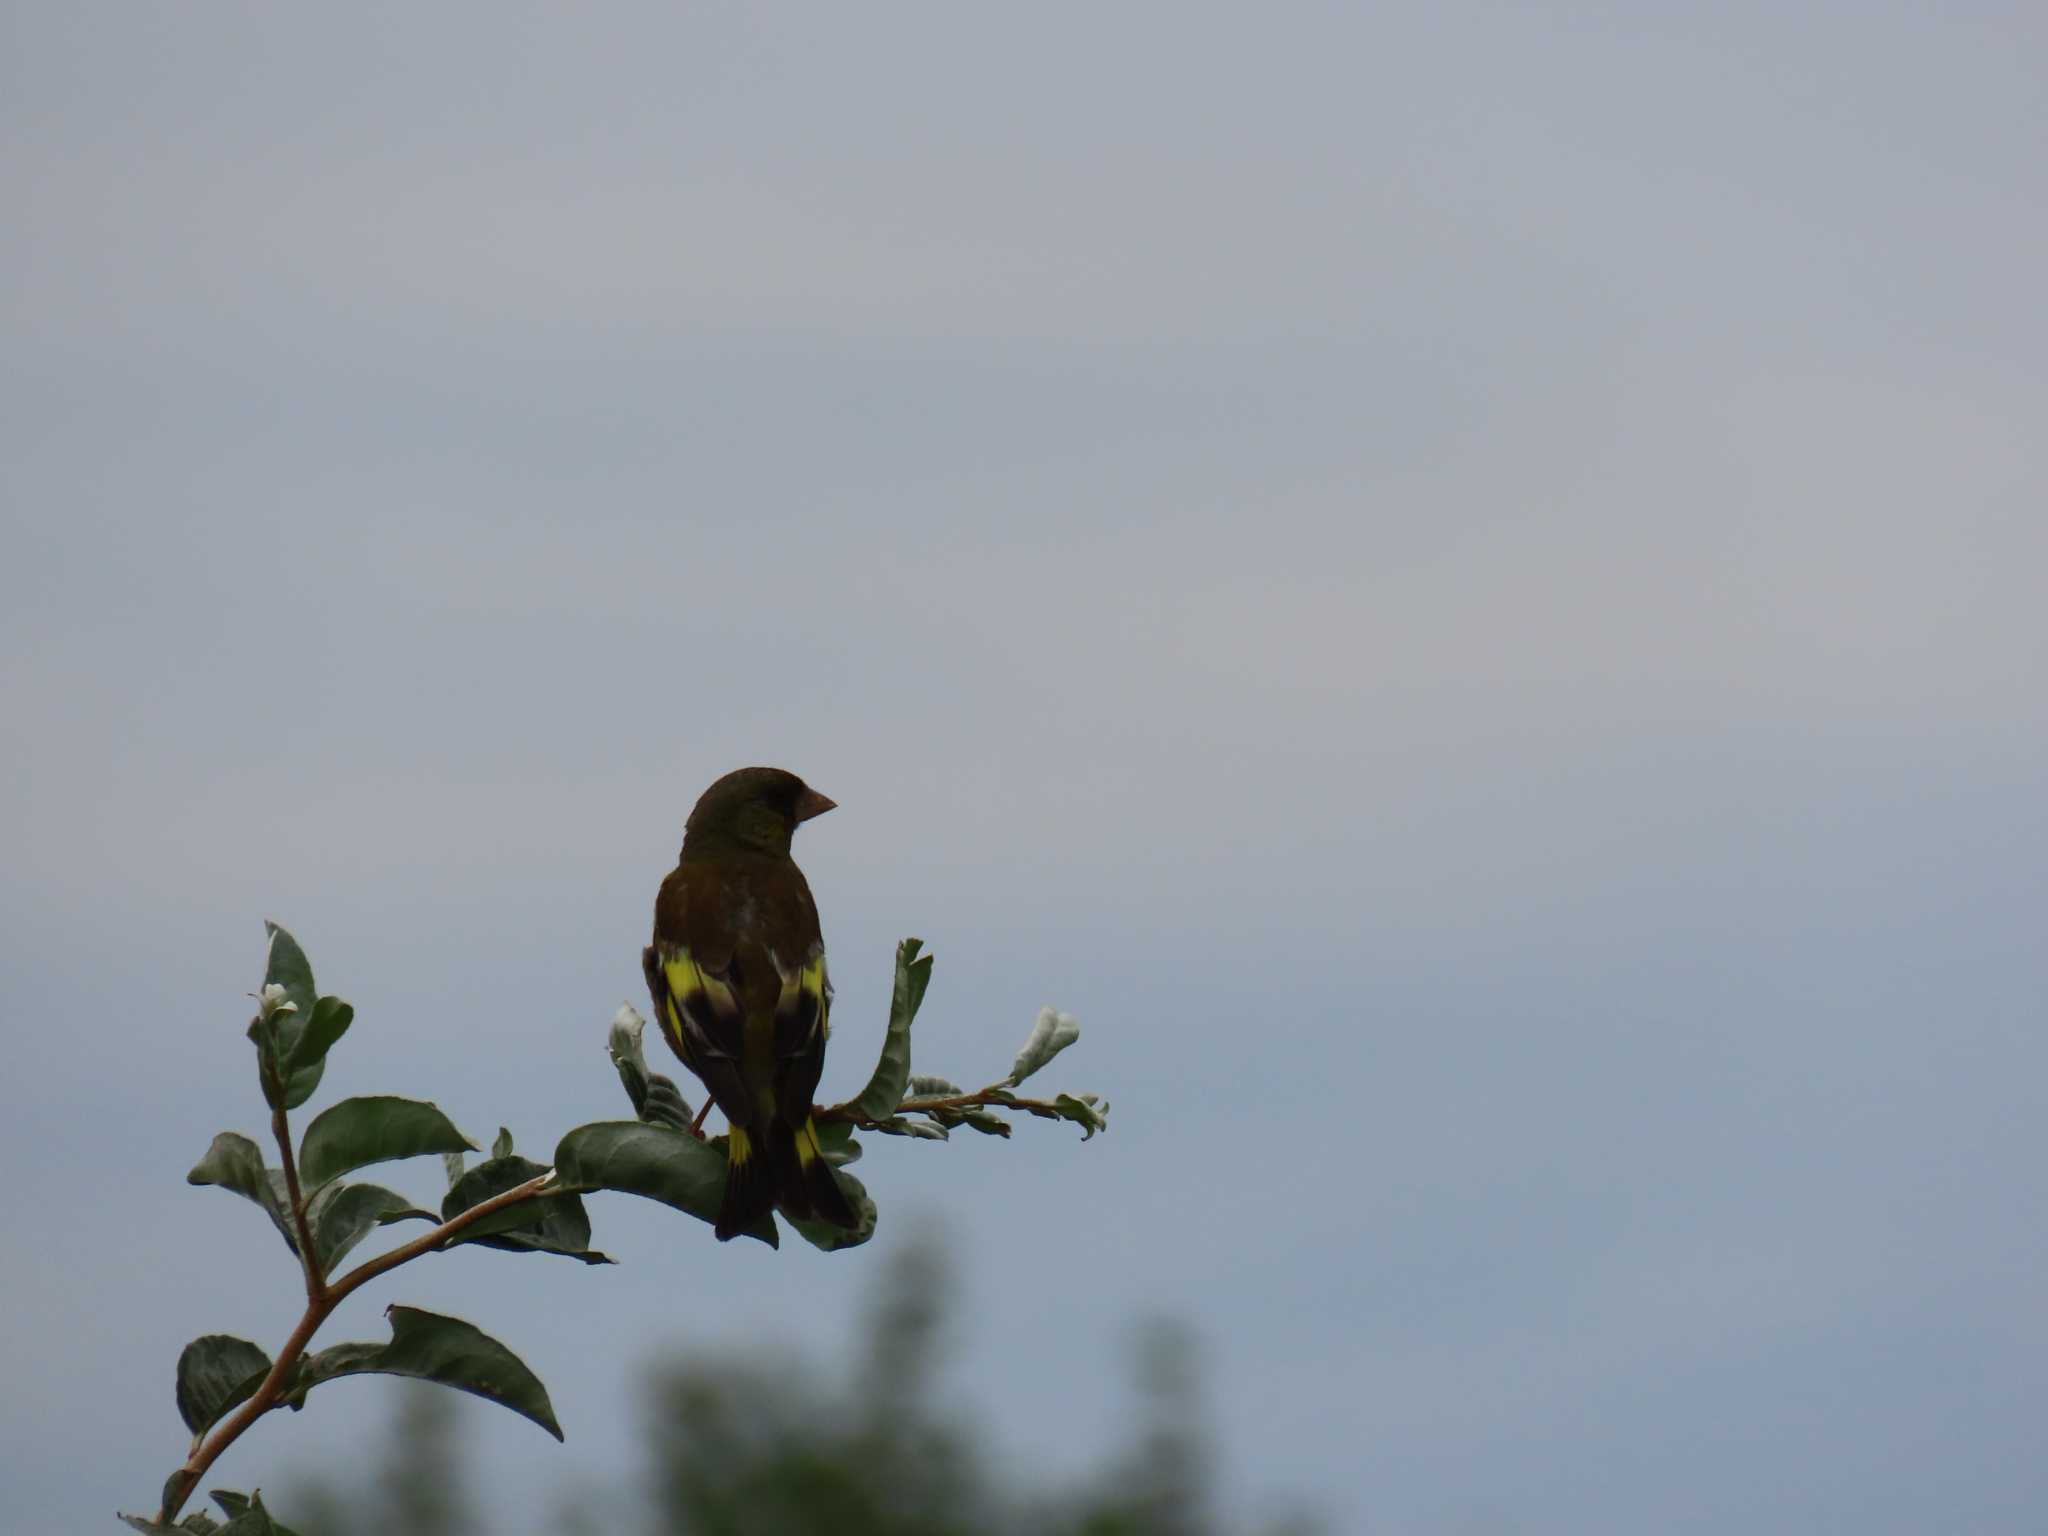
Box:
left=186, top=1133, right=296, bottom=1252
left=932, top=1107, right=1012, bottom=1138
left=119, top=1513, right=194, bottom=1534
left=208, top=1491, right=299, bottom=1536
left=609, top=1003, right=695, bottom=1129
left=853, top=938, right=931, bottom=1119
left=186, top=1132, right=272, bottom=1207
left=441, top=1155, right=612, bottom=1263
left=161, top=1470, right=198, bottom=1527
left=278, top=1054, right=324, bottom=1112
left=787, top=1166, right=878, bottom=1252
left=260, top=922, right=326, bottom=1109
left=297, top=1305, right=563, bottom=1440
left=906, top=1073, right=964, bottom=1098
left=307, top=1182, right=435, bottom=1277
left=869, top=1116, right=948, bottom=1140
left=1001, top=1090, right=1068, bottom=1122
left=815, top=1118, right=862, bottom=1166
left=209, top=1489, right=287, bottom=1535
left=262, top=922, right=317, bottom=1021
left=118, top=1478, right=270, bottom=1536
left=553, top=1120, right=776, bottom=1247
left=608, top=1003, right=652, bottom=1113
left=640, top=1074, right=694, bottom=1131
left=1008, top=1007, right=1081, bottom=1087
left=297, top=1096, right=477, bottom=1194
left=443, top=1151, right=467, bottom=1190
left=1054, top=1092, right=1111, bottom=1139
left=175, top=1335, right=271, bottom=1438
left=282, top=996, right=352, bottom=1078
left=490, top=1126, right=514, bottom=1160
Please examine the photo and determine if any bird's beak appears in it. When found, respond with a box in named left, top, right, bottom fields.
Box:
left=794, top=787, right=837, bottom=823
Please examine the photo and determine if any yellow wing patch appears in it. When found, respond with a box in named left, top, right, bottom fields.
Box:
left=661, top=949, right=740, bottom=1061
left=776, top=955, right=831, bottom=1038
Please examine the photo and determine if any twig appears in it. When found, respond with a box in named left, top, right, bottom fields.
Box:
left=252, top=1015, right=323, bottom=1304
left=269, top=1093, right=324, bottom=1304
left=823, top=1087, right=1066, bottom=1127
left=155, top=1169, right=557, bottom=1527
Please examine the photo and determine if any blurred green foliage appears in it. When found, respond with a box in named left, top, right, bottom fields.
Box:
left=288, top=1231, right=1319, bottom=1536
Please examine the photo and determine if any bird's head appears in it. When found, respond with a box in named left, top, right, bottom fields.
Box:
left=682, top=766, right=836, bottom=856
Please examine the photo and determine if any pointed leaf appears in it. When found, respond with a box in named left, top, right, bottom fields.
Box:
left=261, top=922, right=317, bottom=1021
left=117, top=1485, right=253, bottom=1536
left=443, top=1151, right=467, bottom=1190
left=1008, top=1007, right=1081, bottom=1087
left=308, top=1182, right=436, bottom=1277
left=441, top=1155, right=612, bottom=1263
left=853, top=938, right=931, bottom=1119
left=869, top=1116, right=948, bottom=1140
left=609, top=1004, right=695, bottom=1128
left=187, top=1133, right=296, bottom=1251
left=175, top=1335, right=271, bottom=1438
left=788, top=1166, right=878, bottom=1252
left=277, top=1053, right=325, bottom=1112
left=186, top=1132, right=272, bottom=1207
left=639, top=1073, right=694, bottom=1131
left=1054, top=1092, right=1111, bottom=1139
left=282, top=996, right=352, bottom=1078
left=260, top=922, right=326, bottom=1109
left=161, top=1470, right=198, bottom=1527
left=208, top=1491, right=299, bottom=1536
left=297, top=1305, right=563, bottom=1440
left=932, top=1107, right=1012, bottom=1138
left=815, top=1119, right=863, bottom=1167
left=491, top=1126, right=514, bottom=1160
left=906, top=1074, right=964, bottom=1099
left=210, top=1489, right=284, bottom=1536
left=297, top=1096, right=477, bottom=1194
left=608, top=1003, right=651, bottom=1115
left=553, top=1121, right=776, bottom=1247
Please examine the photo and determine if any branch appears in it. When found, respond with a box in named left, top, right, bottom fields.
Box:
left=155, top=1170, right=556, bottom=1527
left=823, top=1086, right=1066, bottom=1126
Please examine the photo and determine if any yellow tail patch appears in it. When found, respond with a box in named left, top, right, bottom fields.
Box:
left=796, top=1118, right=825, bottom=1168
left=728, top=1125, right=753, bottom=1165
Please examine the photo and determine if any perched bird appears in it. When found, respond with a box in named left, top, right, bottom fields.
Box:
left=643, top=767, right=860, bottom=1241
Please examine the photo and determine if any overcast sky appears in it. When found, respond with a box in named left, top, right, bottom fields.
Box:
left=4, top=4, right=2045, bottom=1533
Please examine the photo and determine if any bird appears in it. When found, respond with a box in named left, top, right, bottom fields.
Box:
left=642, top=766, right=861, bottom=1241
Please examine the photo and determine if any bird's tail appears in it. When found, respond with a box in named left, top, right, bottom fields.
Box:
left=765, top=1116, right=861, bottom=1231
left=716, top=1118, right=859, bottom=1240
left=714, top=1125, right=775, bottom=1242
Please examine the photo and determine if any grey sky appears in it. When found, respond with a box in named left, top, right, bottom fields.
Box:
left=4, top=4, right=2045, bottom=1532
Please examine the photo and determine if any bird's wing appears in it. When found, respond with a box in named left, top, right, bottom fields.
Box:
left=771, top=950, right=831, bottom=1129
left=650, top=864, right=755, bottom=1128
